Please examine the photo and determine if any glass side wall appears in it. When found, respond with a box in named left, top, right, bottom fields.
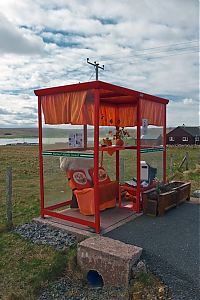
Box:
left=43, top=155, right=71, bottom=208
left=87, top=126, right=94, bottom=148
left=140, top=151, right=163, bottom=182
left=42, top=123, right=94, bottom=210
left=140, top=126, right=163, bottom=147
left=119, top=149, right=137, bottom=183
left=139, top=124, right=164, bottom=183
left=40, top=84, right=94, bottom=210
left=42, top=124, right=86, bottom=151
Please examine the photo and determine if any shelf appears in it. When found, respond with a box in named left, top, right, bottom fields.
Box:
left=42, top=150, right=94, bottom=158
left=42, top=146, right=164, bottom=158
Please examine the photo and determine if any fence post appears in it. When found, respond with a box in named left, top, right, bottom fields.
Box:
left=185, top=152, right=189, bottom=170
left=170, top=154, right=173, bottom=175
left=6, top=167, right=13, bottom=230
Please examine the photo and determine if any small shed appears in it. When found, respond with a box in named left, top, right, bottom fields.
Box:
left=34, top=80, right=169, bottom=233
left=140, top=132, right=162, bottom=146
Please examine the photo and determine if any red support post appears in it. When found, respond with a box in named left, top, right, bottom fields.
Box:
left=116, top=150, right=120, bottom=205
left=83, top=124, right=87, bottom=149
left=136, top=99, right=141, bottom=213
left=115, top=126, right=120, bottom=206
left=38, top=96, right=45, bottom=218
left=94, top=89, right=100, bottom=233
left=163, top=105, right=167, bottom=183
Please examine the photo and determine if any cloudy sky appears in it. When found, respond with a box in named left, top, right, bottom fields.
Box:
left=0, top=0, right=198, bottom=128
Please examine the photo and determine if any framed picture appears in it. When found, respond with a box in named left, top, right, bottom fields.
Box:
left=69, top=132, right=83, bottom=147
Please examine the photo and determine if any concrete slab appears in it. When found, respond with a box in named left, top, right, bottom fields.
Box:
left=77, top=236, right=143, bottom=287
left=33, top=216, right=93, bottom=241
left=33, top=205, right=141, bottom=239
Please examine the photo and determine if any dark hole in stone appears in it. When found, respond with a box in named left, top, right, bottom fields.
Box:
left=87, top=270, right=104, bottom=288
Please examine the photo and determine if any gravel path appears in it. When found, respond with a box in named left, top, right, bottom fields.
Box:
left=14, top=222, right=77, bottom=250
left=106, top=202, right=200, bottom=300
left=38, top=278, right=127, bottom=300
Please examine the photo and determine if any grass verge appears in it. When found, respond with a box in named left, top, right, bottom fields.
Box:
left=0, top=232, right=67, bottom=300
left=130, top=272, right=170, bottom=300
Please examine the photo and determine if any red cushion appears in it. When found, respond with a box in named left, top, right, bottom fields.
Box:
left=89, top=167, right=111, bottom=184
left=67, top=169, right=92, bottom=190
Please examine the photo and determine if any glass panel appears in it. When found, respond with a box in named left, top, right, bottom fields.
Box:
left=141, top=126, right=163, bottom=147
left=100, top=151, right=116, bottom=180
left=140, top=150, right=163, bottom=182
left=42, top=124, right=86, bottom=151
left=43, top=155, right=71, bottom=208
left=119, top=150, right=136, bottom=183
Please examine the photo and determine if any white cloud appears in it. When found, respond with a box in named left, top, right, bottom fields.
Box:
left=0, top=94, right=37, bottom=127
left=183, top=98, right=193, bottom=104
left=167, top=98, right=199, bottom=127
left=0, top=13, right=45, bottom=55
left=0, top=0, right=198, bottom=127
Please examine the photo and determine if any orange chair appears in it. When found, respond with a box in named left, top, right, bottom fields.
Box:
left=67, top=168, right=118, bottom=215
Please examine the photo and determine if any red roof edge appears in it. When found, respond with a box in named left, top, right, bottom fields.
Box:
left=34, top=80, right=169, bottom=104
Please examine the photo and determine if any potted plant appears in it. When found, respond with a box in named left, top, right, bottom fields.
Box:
left=142, top=180, right=191, bottom=216
left=164, top=181, right=191, bottom=205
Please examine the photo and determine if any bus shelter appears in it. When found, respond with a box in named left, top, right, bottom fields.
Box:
left=34, top=80, right=169, bottom=233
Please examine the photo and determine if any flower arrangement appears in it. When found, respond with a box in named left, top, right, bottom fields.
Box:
left=111, top=127, right=130, bottom=140
left=108, top=127, right=130, bottom=146
left=101, top=127, right=130, bottom=147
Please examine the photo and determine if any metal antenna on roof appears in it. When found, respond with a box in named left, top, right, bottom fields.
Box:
left=87, top=58, right=104, bottom=80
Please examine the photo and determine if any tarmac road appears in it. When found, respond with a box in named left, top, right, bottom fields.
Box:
left=106, top=202, right=200, bottom=300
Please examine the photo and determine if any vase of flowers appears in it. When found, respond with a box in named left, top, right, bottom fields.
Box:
left=108, top=127, right=130, bottom=146
left=102, top=137, right=112, bottom=146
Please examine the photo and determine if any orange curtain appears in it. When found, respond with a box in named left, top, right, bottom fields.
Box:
left=41, top=91, right=87, bottom=124
left=41, top=91, right=165, bottom=126
left=140, top=99, right=165, bottom=126
left=99, top=103, right=117, bottom=126
left=84, top=100, right=137, bottom=127
left=118, top=105, right=137, bottom=126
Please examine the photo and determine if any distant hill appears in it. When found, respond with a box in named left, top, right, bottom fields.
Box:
left=0, top=127, right=174, bottom=139
left=0, top=128, right=38, bottom=138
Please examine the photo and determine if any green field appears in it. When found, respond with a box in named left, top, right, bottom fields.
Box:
left=0, top=145, right=199, bottom=227
left=0, top=145, right=199, bottom=299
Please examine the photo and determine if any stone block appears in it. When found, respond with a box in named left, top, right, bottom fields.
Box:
left=77, top=236, right=142, bottom=287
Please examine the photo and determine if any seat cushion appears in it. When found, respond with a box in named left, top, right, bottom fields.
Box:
left=89, top=167, right=111, bottom=184
left=67, top=169, right=92, bottom=190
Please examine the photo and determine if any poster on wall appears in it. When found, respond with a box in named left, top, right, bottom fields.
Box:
left=142, top=118, right=148, bottom=135
left=69, top=132, right=83, bottom=147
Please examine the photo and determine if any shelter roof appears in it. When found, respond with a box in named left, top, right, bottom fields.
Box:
left=34, top=80, right=169, bottom=105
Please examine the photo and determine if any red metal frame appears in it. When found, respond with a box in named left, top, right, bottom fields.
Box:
left=163, top=105, right=167, bottom=183
left=38, top=96, right=45, bottom=218
left=35, top=80, right=168, bottom=233
left=43, top=209, right=95, bottom=228
left=94, top=89, right=100, bottom=233
left=115, top=126, right=120, bottom=205
left=45, top=200, right=72, bottom=211
left=136, top=98, right=141, bottom=213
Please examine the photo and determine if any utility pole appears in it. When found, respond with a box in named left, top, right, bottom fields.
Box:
left=87, top=58, right=104, bottom=80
